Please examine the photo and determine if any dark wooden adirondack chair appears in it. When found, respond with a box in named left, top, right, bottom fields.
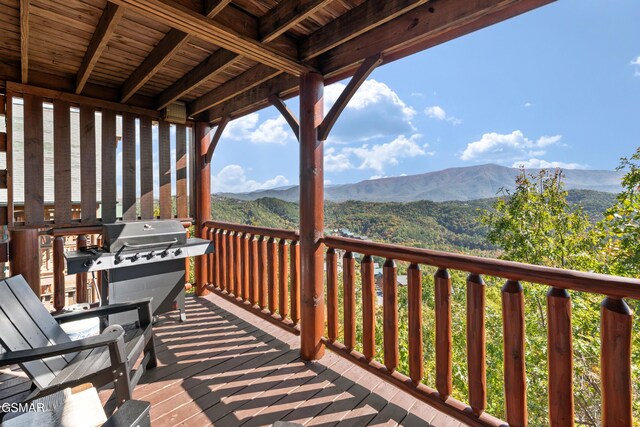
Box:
left=0, top=275, right=157, bottom=407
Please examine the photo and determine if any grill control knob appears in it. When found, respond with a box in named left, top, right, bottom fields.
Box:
left=131, top=253, right=140, bottom=262
left=114, top=255, right=123, bottom=264
left=147, top=251, right=155, bottom=259
left=160, top=250, right=169, bottom=258
left=83, top=259, right=94, bottom=268
left=174, top=248, right=183, bottom=256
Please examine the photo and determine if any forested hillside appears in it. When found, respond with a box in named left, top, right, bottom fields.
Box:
left=211, top=190, right=615, bottom=254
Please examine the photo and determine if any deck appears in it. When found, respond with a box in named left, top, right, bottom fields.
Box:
left=0, top=294, right=466, bottom=426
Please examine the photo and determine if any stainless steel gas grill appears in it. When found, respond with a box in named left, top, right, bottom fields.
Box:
left=65, top=220, right=214, bottom=324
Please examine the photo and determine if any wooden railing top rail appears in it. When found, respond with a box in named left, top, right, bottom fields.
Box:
left=324, top=236, right=640, bottom=300
left=206, top=220, right=299, bottom=242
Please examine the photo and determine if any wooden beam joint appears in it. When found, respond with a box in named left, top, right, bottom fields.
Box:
left=205, top=116, right=229, bottom=164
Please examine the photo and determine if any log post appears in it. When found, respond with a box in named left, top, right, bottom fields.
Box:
left=76, top=234, right=88, bottom=303
left=10, top=229, right=40, bottom=297
left=299, top=72, right=325, bottom=360
left=195, top=121, right=211, bottom=296
left=435, top=267, right=452, bottom=400
left=547, top=287, right=574, bottom=426
left=467, top=273, right=487, bottom=416
left=502, top=279, right=527, bottom=427
left=53, top=236, right=65, bottom=311
left=600, top=297, right=632, bottom=427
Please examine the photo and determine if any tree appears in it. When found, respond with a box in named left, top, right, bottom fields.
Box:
left=481, top=168, right=598, bottom=270
left=598, top=147, right=640, bottom=277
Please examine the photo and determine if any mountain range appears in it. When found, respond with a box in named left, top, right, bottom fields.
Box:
left=219, top=164, right=623, bottom=203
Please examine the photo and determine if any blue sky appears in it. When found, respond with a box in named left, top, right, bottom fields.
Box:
left=211, top=1, right=639, bottom=193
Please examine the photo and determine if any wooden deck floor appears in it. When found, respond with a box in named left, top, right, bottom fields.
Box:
left=1, top=294, right=468, bottom=426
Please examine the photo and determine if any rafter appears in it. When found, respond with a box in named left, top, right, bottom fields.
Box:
left=156, top=49, right=239, bottom=110
left=110, top=0, right=314, bottom=81
left=269, top=95, right=299, bottom=141
left=119, top=0, right=232, bottom=103
left=202, top=0, right=552, bottom=124
left=318, top=54, right=382, bottom=141
left=76, top=3, right=123, bottom=94
left=259, top=0, right=333, bottom=43
left=188, top=64, right=281, bottom=116
left=300, top=0, right=431, bottom=61
left=20, top=0, right=29, bottom=83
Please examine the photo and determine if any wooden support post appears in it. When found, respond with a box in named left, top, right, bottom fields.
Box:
left=10, top=229, right=40, bottom=297
left=547, top=287, right=574, bottom=426
left=600, top=297, right=632, bottom=427
left=299, top=72, right=325, bottom=361
left=195, top=122, right=211, bottom=296
left=502, top=279, right=527, bottom=427
left=76, top=234, right=88, bottom=303
left=435, top=267, right=452, bottom=400
left=53, top=236, right=65, bottom=311
left=467, top=273, right=487, bottom=416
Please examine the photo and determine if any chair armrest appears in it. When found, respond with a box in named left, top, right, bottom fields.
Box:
left=102, top=400, right=151, bottom=427
left=0, top=330, right=124, bottom=366
left=53, top=298, right=153, bottom=325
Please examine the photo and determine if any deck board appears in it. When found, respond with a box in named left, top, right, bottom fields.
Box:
left=1, top=294, right=468, bottom=426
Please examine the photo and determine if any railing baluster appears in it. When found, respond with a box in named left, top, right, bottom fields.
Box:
left=226, top=230, right=234, bottom=296
left=208, top=228, right=214, bottom=285
left=326, top=248, right=338, bottom=342
left=290, top=240, right=300, bottom=324
left=408, top=263, right=422, bottom=385
left=278, top=238, right=289, bottom=318
left=242, top=233, right=249, bottom=301
left=53, top=236, right=65, bottom=311
left=343, top=251, right=356, bottom=350
left=220, top=230, right=227, bottom=292
left=502, top=279, right=527, bottom=427
left=258, top=236, right=267, bottom=310
left=383, top=259, right=398, bottom=372
left=249, top=234, right=258, bottom=306
left=185, top=229, right=191, bottom=285
left=76, top=234, right=87, bottom=303
left=466, top=273, right=486, bottom=416
left=361, top=254, right=376, bottom=361
left=547, top=287, right=574, bottom=426
left=214, top=229, right=221, bottom=289
left=435, top=268, right=452, bottom=400
left=600, top=297, right=632, bottom=427
left=234, top=231, right=242, bottom=299
left=267, top=236, right=278, bottom=314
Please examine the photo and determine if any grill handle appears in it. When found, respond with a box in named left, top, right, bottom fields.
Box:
left=122, top=238, right=178, bottom=250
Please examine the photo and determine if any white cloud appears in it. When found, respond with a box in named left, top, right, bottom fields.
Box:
left=460, top=130, right=563, bottom=162
left=512, top=158, right=587, bottom=170
left=223, top=113, right=294, bottom=145
left=524, top=102, right=533, bottom=107
left=324, top=147, right=354, bottom=172
left=212, top=165, right=288, bottom=193
left=323, top=79, right=416, bottom=142
left=345, top=134, right=426, bottom=173
left=632, top=56, right=640, bottom=76
left=425, top=105, right=461, bottom=125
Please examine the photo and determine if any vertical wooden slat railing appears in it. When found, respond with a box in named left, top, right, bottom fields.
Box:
left=319, top=235, right=640, bottom=427
left=201, top=223, right=639, bottom=426
left=205, top=221, right=300, bottom=334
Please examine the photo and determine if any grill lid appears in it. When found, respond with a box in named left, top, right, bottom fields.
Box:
left=102, top=220, right=187, bottom=253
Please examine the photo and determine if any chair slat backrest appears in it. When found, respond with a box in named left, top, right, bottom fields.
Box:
left=0, top=276, right=71, bottom=389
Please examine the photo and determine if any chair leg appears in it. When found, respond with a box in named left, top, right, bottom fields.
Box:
left=113, top=364, right=132, bottom=407
left=144, top=336, right=158, bottom=370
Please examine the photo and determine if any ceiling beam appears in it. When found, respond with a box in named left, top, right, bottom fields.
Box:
left=110, top=0, right=315, bottom=79
left=203, top=0, right=553, bottom=124
left=118, top=0, right=232, bottom=103
left=299, top=0, right=431, bottom=61
left=155, top=49, right=239, bottom=110
left=76, top=3, right=124, bottom=94
left=20, top=0, right=29, bottom=83
left=259, top=0, right=333, bottom=43
left=188, top=64, right=281, bottom=116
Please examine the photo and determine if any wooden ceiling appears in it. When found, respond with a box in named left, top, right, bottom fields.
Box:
left=0, top=0, right=553, bottom=124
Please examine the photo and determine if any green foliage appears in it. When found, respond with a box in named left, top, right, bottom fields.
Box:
left=481, top=168, right=598, bottom=270
left=598, top=147, right=640, bottom=277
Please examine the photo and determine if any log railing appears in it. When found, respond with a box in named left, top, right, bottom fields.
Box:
left=203, top=223, right=640, bottom=426
left=205, top=221, right=301, bottom=335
